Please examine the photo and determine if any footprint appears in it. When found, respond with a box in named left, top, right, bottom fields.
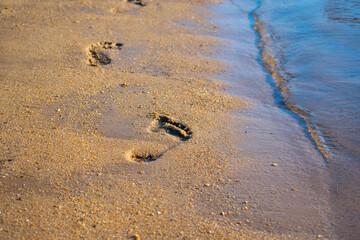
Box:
left=110, top=0, right=146, bottom=13
left=130, top=152, right=158, bottom=163
left=87, top=41, right=123, bottom=66
left=151, top=113, right=192, bottom=141
left=124, top=114, right=192, bottom=164
left=125, top=149, right=161, bottom=163
left=127, top=0, right=147, bottom=6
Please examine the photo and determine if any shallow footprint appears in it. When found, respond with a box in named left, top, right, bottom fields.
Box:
left=87, top=41, right=123, bottom=66
left=125, top=148, right=162, bottom=163
left=110, top=0, right=146, bottom=13
left=129, top=151, right=158, bottom=163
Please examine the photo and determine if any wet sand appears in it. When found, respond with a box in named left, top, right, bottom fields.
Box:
left=0, top=0, right=335, bottom=239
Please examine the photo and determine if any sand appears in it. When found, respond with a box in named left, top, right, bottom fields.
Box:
left=0, top=0, right=334, bottom=239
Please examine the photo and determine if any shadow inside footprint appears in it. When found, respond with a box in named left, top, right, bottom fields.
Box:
left=152, top=114, right=192, bottom=141
left=131, top=153, right=158, bottom=163
left=124, top=114, right=192, bottom=164
left=110, top=0, right=147, bottom=14
left=88, top=41, right=123, bottom=66
left=126, top=148, right=161, bottom=163
left=128, top=0, right=147, bottom=6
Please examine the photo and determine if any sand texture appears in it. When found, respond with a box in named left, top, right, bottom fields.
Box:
left=0, top=0, right=333, bottom=239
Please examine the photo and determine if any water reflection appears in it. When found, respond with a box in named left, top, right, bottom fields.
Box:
left=325, top=0, right=360, bottom=28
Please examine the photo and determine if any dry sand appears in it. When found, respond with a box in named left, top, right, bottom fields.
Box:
left=0, top=0, right=333, bottom=239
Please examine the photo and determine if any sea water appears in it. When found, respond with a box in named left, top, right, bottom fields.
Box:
left=215, top=0, right=360, bottom=238
left=253, top=0, right=360, bottom=163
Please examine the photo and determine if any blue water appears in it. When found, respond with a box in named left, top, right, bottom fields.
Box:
left=228, top=0, right=360, bottom=238
left=255, top=0, right=360, bottom=161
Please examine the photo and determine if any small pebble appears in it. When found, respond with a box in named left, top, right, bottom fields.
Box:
left=271, top=163, right=278, bottom=167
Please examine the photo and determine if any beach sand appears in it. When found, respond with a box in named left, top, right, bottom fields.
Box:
left=0, top=0, right=334, bottom=239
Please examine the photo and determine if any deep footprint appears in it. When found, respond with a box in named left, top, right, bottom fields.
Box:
left=152, top=113, right=192, bottom=141
left=88, top=41, right=123, bottom=66
left=127, top=0, right=146, bottom=7
left=125, top=115, right=192, bottom=164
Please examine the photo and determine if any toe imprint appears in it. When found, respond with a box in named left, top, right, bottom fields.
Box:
left=87, top=41, right=123, bottom=66
left=151, top=113, right=192, bottom=141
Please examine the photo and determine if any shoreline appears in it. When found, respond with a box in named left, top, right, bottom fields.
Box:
left=222, top=1, right=360, bottom=239
left=1, top=0, right=335, bottom=239
left=210, top=0, right=334, bottom=238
